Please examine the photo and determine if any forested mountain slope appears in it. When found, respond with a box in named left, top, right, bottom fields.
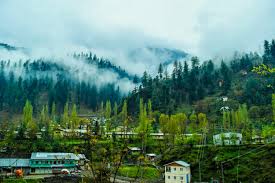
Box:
left=126, top=40, right=275, bottom=126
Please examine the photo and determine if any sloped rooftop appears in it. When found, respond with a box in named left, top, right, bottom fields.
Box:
left=31, top=152, right=79, bottom=160
left=164, top=160, right=190, bottom=167
left=0, top=159, right=30, bottom=167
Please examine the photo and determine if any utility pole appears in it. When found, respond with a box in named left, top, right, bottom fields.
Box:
left=221, top=163, right=224, bottom=183
left=199, top=160, right=202, bottom=182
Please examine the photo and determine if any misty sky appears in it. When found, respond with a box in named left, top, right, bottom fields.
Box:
left=0, top=0, right=275, bottom=61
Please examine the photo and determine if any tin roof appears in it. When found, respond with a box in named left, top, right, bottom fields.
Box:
left=164, top=160, right=190, bottom=167
left=0, top=159, right=30, bottom=167
left=31, top=152, right=79, bottom=160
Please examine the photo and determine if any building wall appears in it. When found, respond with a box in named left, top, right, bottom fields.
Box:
left=0, top=167, right=30, bottom=176
left=213, top=133, right=242, bottom=145
left=165, top=165, right=191, bottom=183
left=29, top=159, right=77, bottom=174
left=31, top=167, right=76, bottom=174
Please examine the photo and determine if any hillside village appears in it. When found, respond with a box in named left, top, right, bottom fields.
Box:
left=0, top=1, right=275, bottom=181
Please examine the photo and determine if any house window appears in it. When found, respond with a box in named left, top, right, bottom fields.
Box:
left=180, top=168, right=183, bottom=171
left=174, top=176, right=176, bottom=180
left=31, top=168, right=35, bottom=173
left=46, top=161, right=48, bottom=164
left=35, top=161, right=39, bottom=164
left=62, top=160, right=65, bottom=164
left=180, top=176, right=183, bottom=180
left=54, top=161, right=56, bottom=164
left=166, top=166, right=171, bottom=172
left=174, top=167, right=176, bottom=171
left=168, top=176, right=170, bottom=179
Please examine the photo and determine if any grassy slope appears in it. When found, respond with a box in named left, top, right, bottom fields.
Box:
left=160, top=144, right=275, bottom=183
left=118, top=166, right=160, bottom=180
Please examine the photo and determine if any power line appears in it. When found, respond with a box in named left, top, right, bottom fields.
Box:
left=220, top=140, right=274, bottom=182
left=222, top=141, right=274, bottom=164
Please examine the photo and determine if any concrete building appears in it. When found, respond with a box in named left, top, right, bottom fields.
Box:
left=0, top=159, right=30, bottom=175
left=213, top=132, right=242, bottom=145
left=164, top=160, right=191, bottom=183
left=29, top=152, right=80, bottom=174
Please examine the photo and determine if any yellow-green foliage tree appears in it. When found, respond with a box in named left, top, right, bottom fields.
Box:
left=159, top=113, right=170, bottom=146
left=189, top=113, right=198, bottom=133
left=177, top=113, right=188, bottom=135
left=159, top=112, right=188, bottom=146
left=51, top=102, right=56, bottom=123
left=198, top=113, right=208, bottom=133
left=23, top=100, right=33, bottom=129
left=23, top=100, right=38, bottom=139
left=137, top=99, right=153, bottom=153
left=120, top=100, right=128, bottom=137
left=222, top=111, right=231, bottom=130
left=272, top=94, right=275, bottom=123
left=39, top=105, right=46, bottom=129
left=71, top=104, right=79, bottom=129
left=105, top=100, right=112, bottom=131
left=62, top=102, right=69, bottom=128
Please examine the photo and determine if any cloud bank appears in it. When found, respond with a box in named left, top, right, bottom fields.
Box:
left=0, top=0, right=274, bottom=71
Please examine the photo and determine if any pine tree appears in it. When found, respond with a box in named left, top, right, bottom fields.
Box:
left=220, top=61, right=232, bottom=94
left=158, top=64, right=163, bottom=79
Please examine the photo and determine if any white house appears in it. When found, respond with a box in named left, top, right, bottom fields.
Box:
left=164, top=160, right=191, bottom=183
left=213, top=132, right=242, bottom=145
left=146, top=153, right=157, bottom=161
left=220, top=106, right=230, bottom=112
left=222, top=96, right=228, bottom=102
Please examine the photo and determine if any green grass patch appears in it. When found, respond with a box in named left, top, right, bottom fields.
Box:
left=118, top=165, right=160, bottom=180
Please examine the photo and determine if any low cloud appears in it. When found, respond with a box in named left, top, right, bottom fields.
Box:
left=0, top=0, right=274, bottom=74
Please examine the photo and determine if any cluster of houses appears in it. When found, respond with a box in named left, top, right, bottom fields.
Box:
left=0, top=152, right=88, bottom=176
left=51, top=123, right=268, bottom=145
left=6, top=113, right=268, bottom=146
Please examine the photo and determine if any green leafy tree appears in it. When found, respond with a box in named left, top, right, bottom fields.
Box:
left=272, top=94, right=275, bottom=122
left=23, top=100, right=37, bottom=139
left=120, top=100, right=128, bottom=139
left=23, top=100, right=33, bottom=129
left=137, top=99, right=152, bottom=153
left=62, top=102, right=69, bottom=128
left=105, top=100, right=112, bottom=131
left=189, top=113, right=197, bottom=133
left=198, top=113, right=208, bottom=133
left=71, top=104, right=78, bottom=129
left=51, top=102, right=56, bottom=123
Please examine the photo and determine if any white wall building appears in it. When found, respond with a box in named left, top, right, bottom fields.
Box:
left=213, top=132, right=242, bottom=145
left=164, top=160, right=191, bottom=183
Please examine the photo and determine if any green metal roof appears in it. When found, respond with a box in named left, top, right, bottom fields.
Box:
left=0, top=159, right=30, bottom=167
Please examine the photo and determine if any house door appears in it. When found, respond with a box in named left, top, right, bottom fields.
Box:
left=186, top=174, right=189, bottom=183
